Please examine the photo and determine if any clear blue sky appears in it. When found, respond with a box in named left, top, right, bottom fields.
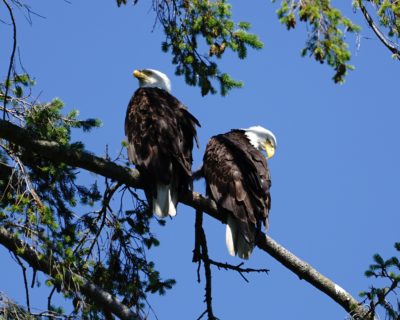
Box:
left=1, top=1, right=399, bottom=319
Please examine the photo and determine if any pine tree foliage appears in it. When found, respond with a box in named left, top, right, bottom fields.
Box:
left=117, top=0, right=263, bottom=95
left=117, top=0, right=399, bottom=92
left=0, top=293, right=35, bottom=320
left=359, top=242, right=400, bottom=319
left=275, top=0, right=360, bottom=83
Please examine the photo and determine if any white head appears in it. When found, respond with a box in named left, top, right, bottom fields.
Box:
left=133, top=69, right=172, bottom=92
left=243, top=125, right=277, bottom=159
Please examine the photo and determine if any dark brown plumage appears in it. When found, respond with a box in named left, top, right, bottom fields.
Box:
left=200, top=129, right=272, bottom=259
left=125, top=86, right=200, bottom=217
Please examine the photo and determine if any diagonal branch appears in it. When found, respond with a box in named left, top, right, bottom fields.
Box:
left=358, top=0, right=400, bottom=58
left=0, top=226, right=142, bottom=320
left=0, top=120, right=143, bottom=188
left=255, top=232, right=370, bottom=319
left=0, top=119, right=371, bottom=319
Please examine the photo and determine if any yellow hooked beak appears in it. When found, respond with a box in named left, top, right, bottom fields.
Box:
left=133, top=70, right=147, bottom=79
left=264, top=142, right=275, bottom=159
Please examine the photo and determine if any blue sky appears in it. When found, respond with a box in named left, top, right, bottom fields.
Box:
left=1, top=0, right=399, bottom=319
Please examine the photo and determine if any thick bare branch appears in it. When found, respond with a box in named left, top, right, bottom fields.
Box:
left=0, top=119, right=371, bottom=319
left=255, top=232, right=372, bottom=319
left=0, top=119, right=142, bottom=187
left=0, top=227, right=142, bottom=320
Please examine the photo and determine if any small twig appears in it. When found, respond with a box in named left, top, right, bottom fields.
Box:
left=85, top=181, right=122, bottom=260
left=30, top=268, right=36, bottom=288
left=30, top=309, right=76, bottom=319
left=13, top=253, right=30, bottom=312
left=195, top=256, right=269, bottom=283
left=196, top=259, right=202, bottom=283
left=2, top=0, right=17, bottom=121
left=143, top=296, right=160, bottom=320
left=196, top=310, right=208, bottom=320
left=14, top=156, right=45, bottom=209
left=48, top=286, right=56, bottom=311
left=12, top=0, right=45, bottom=24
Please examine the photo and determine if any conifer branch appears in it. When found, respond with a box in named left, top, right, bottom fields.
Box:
left=0, top=226, right=142, bottom=320
left=0, top=119, right=371, bottom=319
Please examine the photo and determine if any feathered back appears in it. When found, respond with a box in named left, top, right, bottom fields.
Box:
left=125, top=87, right=200, bottom=193
left=202, top=129, right=271, bottom=245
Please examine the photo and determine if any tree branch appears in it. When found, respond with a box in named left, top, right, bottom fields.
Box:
left=0, top=227, right=142, bottom=320
left=0, top=119, right=371, bottom=319
left=255, top=232, right=372, bottom=319
left=358, top=0, right=400, bottom=58
left=13, top=253, right=31, bottom=312
left=195, top=209, right=217, bottom=320
left=2, top=0, right=17, bottom=121
left=197, top=257, right=269, bottom=283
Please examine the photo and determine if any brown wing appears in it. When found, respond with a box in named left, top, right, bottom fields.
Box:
left=125, top=87, right=200, bottom=192
left=202, top=130, right=271, bottom=244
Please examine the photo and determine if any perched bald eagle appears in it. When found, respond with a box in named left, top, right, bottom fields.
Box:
left=125, top=69, right=200, bottom=217
left=197, top=126, right=277, bottom=259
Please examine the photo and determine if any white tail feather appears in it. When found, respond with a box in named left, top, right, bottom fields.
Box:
left=169, top=186, right=178, bottom=217
left=225, top=215, right=253, bottom=259
left=226, top=216, right=238, bottom=256
left=153, top=184, right=177, bottom=218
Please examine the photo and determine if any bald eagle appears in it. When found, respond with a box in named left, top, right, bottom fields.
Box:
left=197, top=126, right=277, bottom=259
left=125, top=69, right=200, bottom=217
